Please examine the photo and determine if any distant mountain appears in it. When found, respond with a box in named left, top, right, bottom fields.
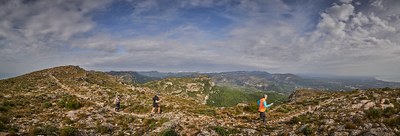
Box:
left=108, top=71, right=400, bottom=94
left=137, top=71, right=200, bottom=79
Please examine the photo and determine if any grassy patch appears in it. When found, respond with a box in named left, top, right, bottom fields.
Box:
left=96, top=125, right=112, bottom=134
left=365, top=108, right=383, bottom=119
left=302, top=125, right=314, bottom=136
left=383, top=107, right=396, bottom=117
left=29, top=125, right=59, bottom=136
left=58, top=95, right=82, bottom=110
left=161, top=129, right=179, bottom=136
left=42, top=102, right=52, bottom=108
left=126, top=104, right=150, bottom=114
left=213, top=126, right=240, bottom=136
left=207, top=86, right=287, bottom=107
left=60, top=126, right=78, bottom=136
left=193, top=108, right=216, bottom=116
left=289, top=113, right=312, bottom=124
left=384, top=116, right=400, bottom=127
left=276, top=105, right=292, bottom=113
left=0, top=114, right=11, bottom=131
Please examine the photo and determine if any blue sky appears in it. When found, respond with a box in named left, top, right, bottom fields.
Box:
left=1, top=0, right=400, bottom=80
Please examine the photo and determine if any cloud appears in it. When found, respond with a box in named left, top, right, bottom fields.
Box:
left=339, top=0, right=352, bottom=4
left=0, top=0, right=111, bottom=74
left=1, top=0, right=400, bottom=78
left=298, top=1, right=400, bottom=75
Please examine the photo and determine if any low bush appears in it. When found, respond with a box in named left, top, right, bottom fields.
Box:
left=127, top=104, right=149, bottom=114
left=289, top=114, right=312, bottom=124
left=365, top=108, right=383, bottom=119
left=242, top=102, right=258, bottom=113
left=0, top=114, right=10, bottom=131
left=383, top=107, right=396, bottom=117
left=0, top=121, right=6, bottom=131
left=302, top=126, right=314, bottom=136
left=42, top=102, right=52, bottom=108
left=96, top=125, right=112, bottom=134
left=276, top=107, right=290, bottom=113
left=384, top=116, right=400, bottom=127
left=213, top=126, right=240, bottom=136
left=60, top=126, right=77, bottom=136
left=0, top=106, right=10, bottom=112
left=58, top=96, right=82, bottom=110
left=161, top=129, right=179, bottom=136
left=29, top=125, right=59, bottom=136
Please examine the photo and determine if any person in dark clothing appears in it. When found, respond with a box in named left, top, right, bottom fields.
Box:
left=115, top=95, right=121, bottom=112
left=151, top=93, right=161, bottom=114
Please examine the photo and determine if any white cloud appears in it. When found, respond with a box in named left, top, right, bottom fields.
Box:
left=0, top=0, right=111, bottom=75
left=1, top=0, right=400, bottom=78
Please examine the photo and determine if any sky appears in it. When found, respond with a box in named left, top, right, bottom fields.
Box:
left=1, top=0, right=400, bottom=80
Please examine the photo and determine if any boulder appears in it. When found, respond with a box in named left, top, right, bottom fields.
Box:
left=363, top=102, right=375, bottom=110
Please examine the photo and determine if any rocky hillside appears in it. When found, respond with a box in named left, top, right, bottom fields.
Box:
left=0, top=66, right=399, bottom=135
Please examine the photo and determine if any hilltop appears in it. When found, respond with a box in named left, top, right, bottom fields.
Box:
left=0, top=66, right=399, bottom=135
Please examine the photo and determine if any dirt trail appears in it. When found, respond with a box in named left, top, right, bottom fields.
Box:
left=49, top=74, right=159, bottom=118
left=266, top=97, right=343, bottom=124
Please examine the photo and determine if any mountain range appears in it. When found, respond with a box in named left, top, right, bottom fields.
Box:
left=107, top=71, right=400, bottom=94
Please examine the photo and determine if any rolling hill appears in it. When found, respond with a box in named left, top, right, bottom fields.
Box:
left=0, top=66, right=399, bottom=135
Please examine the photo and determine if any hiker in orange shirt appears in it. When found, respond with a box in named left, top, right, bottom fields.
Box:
left=257, top=94, right=273, bottom=123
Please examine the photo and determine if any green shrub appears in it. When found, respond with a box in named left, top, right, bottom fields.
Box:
left=365, top=108, right=383, bottom=119
left=0, top=114, right=10, bottom=124
left=384, top=116, right=400, bottom=127
left=383, top=107, right=396, bottom=117
left=0, top=106, right=10, bottom=112
left=58, top=96, right=82, bottom=110
left=213, top=126, right=239, bottom=136
left=207, top=86, right=287, bottom=107
left=63, top=118, right=74, bottom=125
left=161, top=129, right=179, bottom=136
left=144, top=118, right=158, bottom=130
left=29, top=127, right=42, bottom=135
left=289, top=114, right=311, bottom=124
left=242, top=102, right=258, bottom=113
left=29, top=125, right=59, bottom=136
left=0, top=121, right=6, bottom=131
left=60, top=126, right=77, bottom=136
left=96, top=125, right=112, bottom=134
left=0, top=114, right=10, bottom=131
left=302, top=126, right=314, bottom=136
left=277, top=107, right=290, bottom=113
left=352, top=116, right=363, bottom=125
left=127, top=104, right=149, bottom=114
left=42, top=125, right=59, bottom=136
left=42, top=102, right=52, bottom=108
left=214, top=126, right=229, bottom=136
